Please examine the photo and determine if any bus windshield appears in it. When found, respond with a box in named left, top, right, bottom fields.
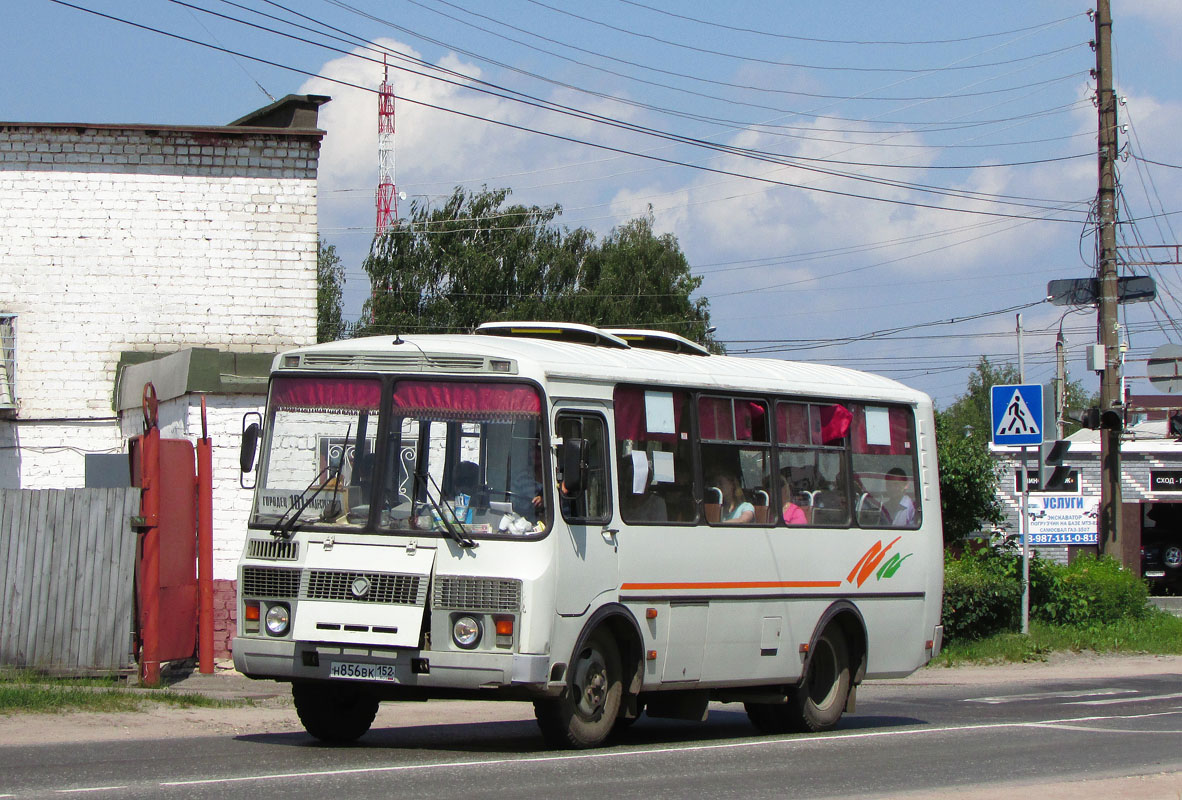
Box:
left=250, top=376, right=549, bottom=539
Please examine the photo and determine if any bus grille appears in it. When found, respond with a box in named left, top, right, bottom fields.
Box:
left=241, top=566, right=301, bottom=598
left=305, top=570, right=424, bottom=605
left=246, top=539, right=299, bottom=561
left=433, top=576, right=522, bottom=612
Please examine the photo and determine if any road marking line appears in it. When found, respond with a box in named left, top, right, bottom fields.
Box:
left=54, top=788, right=129, bottom=794
left=157, top=708, right=1182, bottom=789
left=967, top=688, right=1134, bottom=704
left=1031, top=722, right=1182, bottom=734
left=1064, top=691, right=1182, bottom=706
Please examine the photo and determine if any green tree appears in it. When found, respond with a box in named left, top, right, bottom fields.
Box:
left=317, top=237, right=346, bottom=342
left=939, top=357, right=1021, bottom=441
left=935, top=412, right=1005, bottom=545
left=361, top=187, right=717, bottom=347
left=935, top=357, right=1018, bottom=545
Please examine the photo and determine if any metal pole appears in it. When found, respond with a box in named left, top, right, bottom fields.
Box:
left=1021, top=447, right=1030, bottom=634
left=1017, top=317, right=1029, bottom=634
left=197, top=396, right=215, bottom=674
left=1056, top=330, right=1066, bottom=439
left=1095, top=0, right=1123, bottom=559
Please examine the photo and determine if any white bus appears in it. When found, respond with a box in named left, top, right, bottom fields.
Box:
left=234, top=322, right=944, bottom=748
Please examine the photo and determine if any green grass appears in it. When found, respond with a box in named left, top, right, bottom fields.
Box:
left=932, top=609, right=1182, bottom=667
left=0, top=670, right=243, bottom=714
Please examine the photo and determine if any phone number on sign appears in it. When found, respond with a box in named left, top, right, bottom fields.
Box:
left=1028, top=533, right=1098, bottom=545
left=329, top=661, right=398, bottom=681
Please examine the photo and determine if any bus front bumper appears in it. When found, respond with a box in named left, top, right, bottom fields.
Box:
left=232, top=637, right=552, bottom=692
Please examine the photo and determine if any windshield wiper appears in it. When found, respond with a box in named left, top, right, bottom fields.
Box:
left=414, top=471, right=477, bottom=549
left=270, top=424, right=351, bottom=540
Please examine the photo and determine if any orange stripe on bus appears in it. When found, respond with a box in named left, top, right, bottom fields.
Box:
left=620, top=580, right=842, bottom=590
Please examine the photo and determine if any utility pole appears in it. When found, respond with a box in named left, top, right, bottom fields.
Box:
left=1055, top=329, right=1066, bottom=439
left=1094, top=0, right=1122, bottom=558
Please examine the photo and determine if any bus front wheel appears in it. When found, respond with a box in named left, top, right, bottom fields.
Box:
left=292, top=682, right=380, bottom=743
left=745, top=628, right=850, bottom=734
left=534, top=630, right=623, bottom=748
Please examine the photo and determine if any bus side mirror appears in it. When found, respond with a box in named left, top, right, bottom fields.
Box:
left=561, top=438, right=588, bottom=495
left=240, top=412, right=262, bottom=488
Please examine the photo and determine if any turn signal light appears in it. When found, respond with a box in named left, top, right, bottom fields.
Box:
left=244, top=600, right=260, bottom=634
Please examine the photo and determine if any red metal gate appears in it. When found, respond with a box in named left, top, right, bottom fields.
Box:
left=129, top=384, right=212, bottom=685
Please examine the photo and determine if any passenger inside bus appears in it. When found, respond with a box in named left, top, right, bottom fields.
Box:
left=879, top=467, right=917, bottom=527
left=780, top=474, right=808, bottom=525
left=712, top=472, right=755, bottom=524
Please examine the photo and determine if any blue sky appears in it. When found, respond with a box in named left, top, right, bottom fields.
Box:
left=6, top=1, right=1182, bottom=409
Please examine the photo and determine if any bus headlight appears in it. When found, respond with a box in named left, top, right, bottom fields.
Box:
left=452, top=615, right=482, bottom=649
left=265, top=604, right=290, bottom=636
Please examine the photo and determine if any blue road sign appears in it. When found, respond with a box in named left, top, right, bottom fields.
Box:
left=991, top=384, right=1044, bottom=446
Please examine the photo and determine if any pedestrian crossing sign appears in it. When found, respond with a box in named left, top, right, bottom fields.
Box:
left=990, top=384, right=1044, bottom=446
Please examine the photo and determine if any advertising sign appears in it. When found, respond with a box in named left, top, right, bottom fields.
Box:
left=1025, top=493, right=1099, bottom=545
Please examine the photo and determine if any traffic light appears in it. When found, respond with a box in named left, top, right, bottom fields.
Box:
left=1040, top=439, right=1071, bottom=491
left=1070, top=406, right=1123, bottom=431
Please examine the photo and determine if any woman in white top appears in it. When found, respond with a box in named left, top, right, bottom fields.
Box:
left=714, top=472, right=754, bottom=524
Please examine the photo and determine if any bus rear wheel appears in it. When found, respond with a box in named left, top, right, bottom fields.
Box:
left=534, top=630, right=623, bottom=748
left=745, top=628, right=850, bottom=734
left=292, top=682, right=380, bottom=743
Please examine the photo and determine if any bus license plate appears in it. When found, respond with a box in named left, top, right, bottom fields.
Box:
left=329, top=661, right=398, bottom=682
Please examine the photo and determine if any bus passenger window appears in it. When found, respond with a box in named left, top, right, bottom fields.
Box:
left=849, top=404, right=921, bottom=530
left=613, top=385, right=695, bottom=523
left=698, top=395, right=772, bottom=526
left=775, top=401, right=851, bottom=528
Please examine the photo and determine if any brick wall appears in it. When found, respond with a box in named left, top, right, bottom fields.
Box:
left=0, top=123, right=320, bottom=489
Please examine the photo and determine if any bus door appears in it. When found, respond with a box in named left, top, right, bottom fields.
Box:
left=552, top=407, right=618, bottom=616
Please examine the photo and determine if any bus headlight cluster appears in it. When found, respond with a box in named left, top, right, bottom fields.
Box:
left=265, top=603, right=290, bottom=636
left=451, top=615, right=482, bottom=649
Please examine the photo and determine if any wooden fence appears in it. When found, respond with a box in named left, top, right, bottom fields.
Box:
left=0, top=488, right=140, bottom=673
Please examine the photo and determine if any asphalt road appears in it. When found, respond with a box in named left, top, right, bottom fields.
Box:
left=1, top=671, right=1179, bottom=799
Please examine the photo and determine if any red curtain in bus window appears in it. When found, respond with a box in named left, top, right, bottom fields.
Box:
left=613, top=385, right=684, bottom=442
left=697, top=396, right=734, bottom=441
left=819, top=404, right=852, bottom=445
left=272, top=377, right=382, bottom=413
left=391, top=381, right=541, bottom=420
left=776, top=402, right=809, bottom=445
left=851, top=404, right=914, bottom=455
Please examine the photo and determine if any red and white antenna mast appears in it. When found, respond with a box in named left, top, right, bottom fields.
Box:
left=375, top=55, right=397, bottom=236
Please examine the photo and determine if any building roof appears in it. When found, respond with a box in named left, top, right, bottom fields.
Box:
left=0, top=94, right=330, bottom=138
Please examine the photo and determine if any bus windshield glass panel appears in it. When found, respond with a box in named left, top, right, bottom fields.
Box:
left=378, top=380, right=547, bottom=538
left=252, top=376, right=383, bottom=531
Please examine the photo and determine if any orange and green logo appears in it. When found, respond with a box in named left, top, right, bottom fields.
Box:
left=847, top=536, right=912, bottom=587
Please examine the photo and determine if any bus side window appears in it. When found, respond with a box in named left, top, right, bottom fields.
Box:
left=613, top=385, right=696, bottom=524
left=775, top=401, right=851, bottom=528
left=556, top=412, right=611, bottom=525
left=849, top=404, right=921, bottom=530
left=698, top=395, right=772, bottom=526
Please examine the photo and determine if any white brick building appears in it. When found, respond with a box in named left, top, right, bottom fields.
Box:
left=0, top=96, right=330, bottom=650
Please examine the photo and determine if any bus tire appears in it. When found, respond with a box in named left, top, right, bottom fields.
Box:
left=534, top=629, right=623, bottom=748
left=292, top=682, right=379, bottom=743
left=788, top=628, right=850, bottom=733
left=744, top=628, right=850, bottom=735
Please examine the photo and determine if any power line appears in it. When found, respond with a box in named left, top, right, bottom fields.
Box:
left=610, top=2, right=1082, bottom=47
left=53, top=0, right=1093, bottom=225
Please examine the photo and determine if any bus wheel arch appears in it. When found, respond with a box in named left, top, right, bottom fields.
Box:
left=534, top=604, right=643, bottom=748
left=794, top=601, right=866, bottom=730
left=744, top=601, right=866, bottom=735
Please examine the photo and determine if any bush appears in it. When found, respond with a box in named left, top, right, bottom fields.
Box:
left=1037, top=554, right=1149, bottom=628
left=941, top=547, right=1151, bottom=643
left=942, top=551, right=1021, bottom=642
